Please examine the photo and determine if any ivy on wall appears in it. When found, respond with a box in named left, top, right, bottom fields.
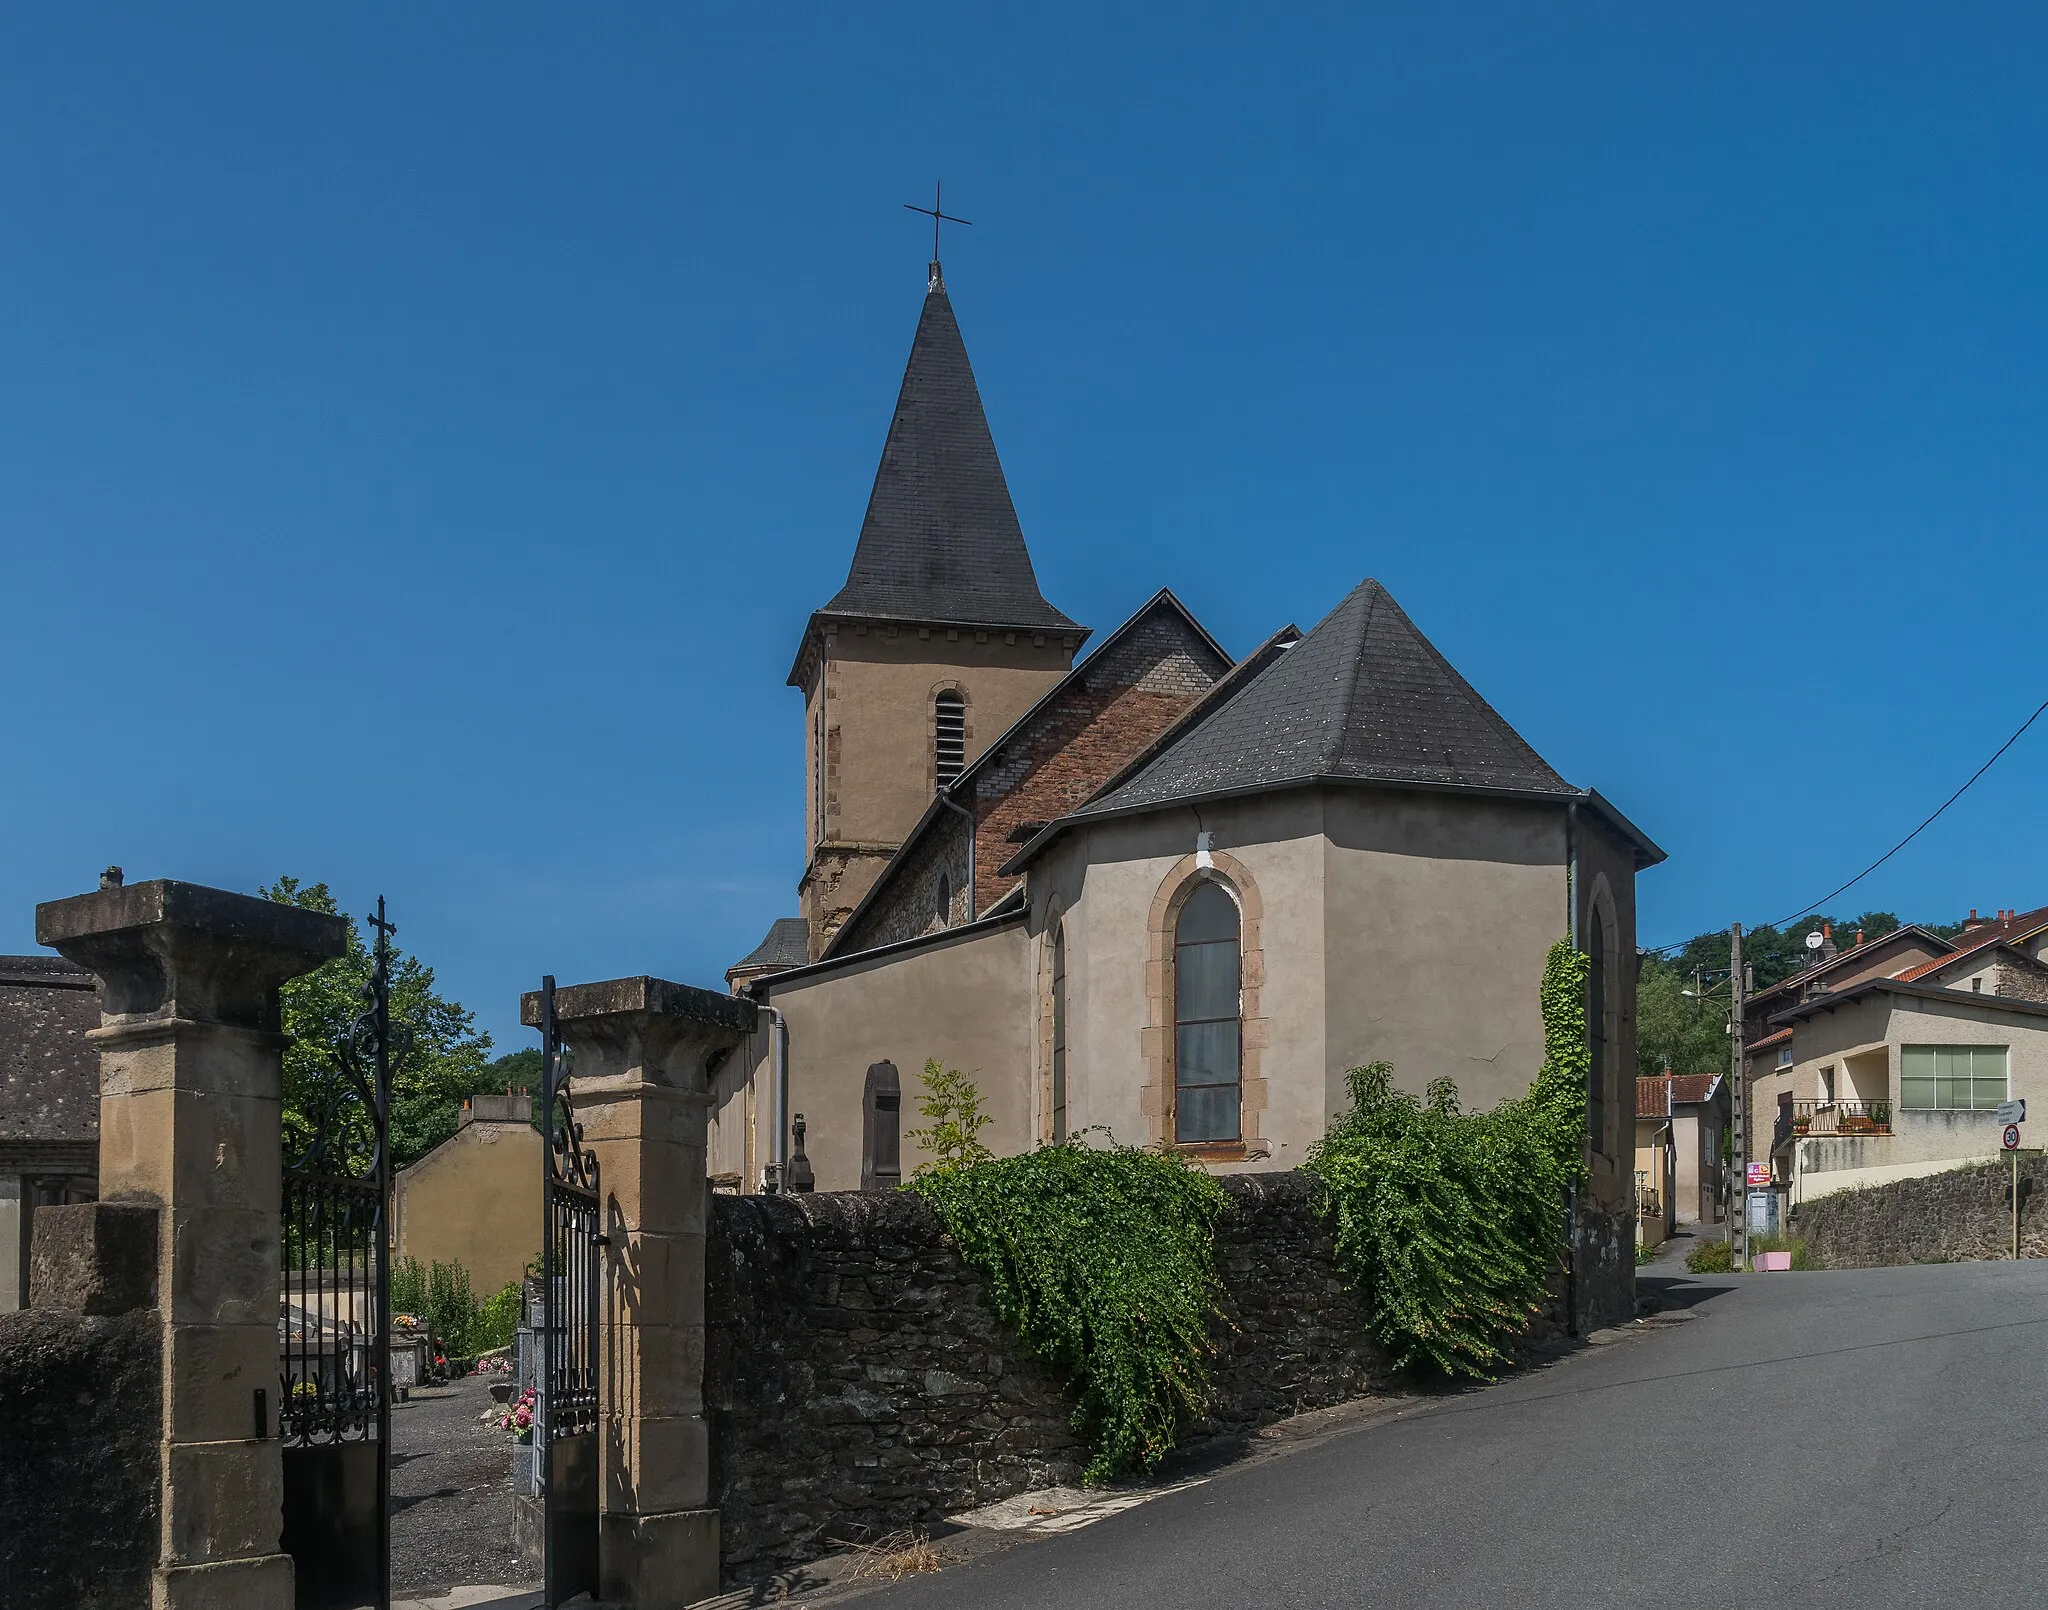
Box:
left=1305, top=940, right=1591, bottom=1377
left=908, top=1135, right=1229, bottom=1482
left=905, top=941, right=1592, bottom=1475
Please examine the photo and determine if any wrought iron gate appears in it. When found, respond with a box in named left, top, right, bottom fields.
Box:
left=280, top=898, right=396, bottom=1610
left=537, top=977, right=602, bottom=1606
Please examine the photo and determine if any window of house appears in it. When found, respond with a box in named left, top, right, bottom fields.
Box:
left=1971, top=976, right=1983, bottom=993
left=1588, top=905, right=1608, bottom=1153
left=1777, top=1045, right=1794, bottom=1069
left=935, top=873, right=951, bottom=926
left=1174, top=882, right=1241, bottom=1144
left=1900, top=1046, right=2009, bottom=1110
left=934, top=691, right=966, bottom=787
left=1051, top=925, right=1068, bottom=1143
left=1818, top=1066, right=1835, bottom=1105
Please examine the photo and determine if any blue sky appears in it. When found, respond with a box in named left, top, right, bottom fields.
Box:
left=5, top=5, right=2046, bottom=1050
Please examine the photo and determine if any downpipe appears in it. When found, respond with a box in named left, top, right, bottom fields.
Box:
left=756, top=1002, right=789, bottom=1193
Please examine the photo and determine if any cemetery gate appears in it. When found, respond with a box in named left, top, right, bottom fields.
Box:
left=537, top=976, right=604, bottom=1606
left=280, top=897, right=397, bottom=1610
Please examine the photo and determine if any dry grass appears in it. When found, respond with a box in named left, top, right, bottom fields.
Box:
left=845, top=1528, right=954, bottom=1583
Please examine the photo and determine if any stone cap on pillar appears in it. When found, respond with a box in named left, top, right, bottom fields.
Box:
left=520, top=976, right=757, bottom=1087
left=520, top=976, right=757, bottom=1036
left=36, top=880, right=349, bottom=1031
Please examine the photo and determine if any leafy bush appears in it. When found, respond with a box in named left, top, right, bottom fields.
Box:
left=905, top=1058, right=994, bottom=1173
left=472, top=1281, right=523, bottom=1352
left=1749, top=1231, right=1819, bottom=1271
left=391, top=1256, right=523, bottom=1354
left=1304, top=940, right=1590, bottom=1378
left=1685, top=1238, right=1734, bottom=1274
left=909, top=1135, right=1229, bottom=1483
left=1635, top=1239, right=1658, bottom=1266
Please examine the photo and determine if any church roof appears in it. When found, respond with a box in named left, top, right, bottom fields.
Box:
left=1076, top=578, right=1576, bottom=813
left=726, top=917, right=810, bottom=980
left=816, top=278, right=1082, bottom=636
left=1003, top=576, right=1664, bottom=873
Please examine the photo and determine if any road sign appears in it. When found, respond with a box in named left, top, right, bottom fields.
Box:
left=2003, top=1124, right=2021, bottom=1151
left=1996, top=1099, right=2027, bottom=1125
left=1747, top=1162, right=1773, bottom=1188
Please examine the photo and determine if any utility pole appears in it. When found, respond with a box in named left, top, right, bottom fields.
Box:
left=1729, top=923, right=1747, bottom=1271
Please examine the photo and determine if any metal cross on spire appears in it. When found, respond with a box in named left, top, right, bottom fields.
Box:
left=903, top=181, right=971, bottom=290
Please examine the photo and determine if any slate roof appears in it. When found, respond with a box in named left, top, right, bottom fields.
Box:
left=817, top=282, right=1081, bottom=635
left=1074, top=578, right=1576, bottom=816
left=0, top=957, right=100, bottom=1147
left=727, top=917, right=810, bottom=977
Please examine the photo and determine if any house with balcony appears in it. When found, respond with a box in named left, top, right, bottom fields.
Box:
left=1741, top=904, right=2048, bottom=1208
left=1753, top=972, right=2048, bottom=1208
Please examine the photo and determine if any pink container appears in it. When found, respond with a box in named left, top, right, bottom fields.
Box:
left=1755, top=1251, right=1793, bottom=1272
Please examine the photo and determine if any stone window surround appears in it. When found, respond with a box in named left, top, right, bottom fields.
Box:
left=1036, top=899, right=1065, bottom=1145
left=1586, top=873, right=1620, bottom=1161
left=926, top=679, right=973, bottom=798
left=1142, top=851, right=1268, bottom=1160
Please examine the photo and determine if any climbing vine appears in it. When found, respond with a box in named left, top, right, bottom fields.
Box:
left=1306, top=939, right=1590, bottom=1378
left=908, top=1134, right=1229, bottom=1482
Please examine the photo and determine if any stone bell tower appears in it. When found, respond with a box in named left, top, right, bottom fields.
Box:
left=790, top=260, right=1087, bottom=958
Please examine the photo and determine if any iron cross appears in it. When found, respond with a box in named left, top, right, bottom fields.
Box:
left=903, top=181, right=972, bottom=260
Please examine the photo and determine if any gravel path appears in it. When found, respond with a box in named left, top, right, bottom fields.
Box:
left=391, top=1374, right=529, bottom=1596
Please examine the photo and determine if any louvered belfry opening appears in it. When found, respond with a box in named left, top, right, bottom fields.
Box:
left=934, top=691, right=966, bottom=786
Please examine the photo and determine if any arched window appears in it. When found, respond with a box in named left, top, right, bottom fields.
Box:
left=934, top=691, right=966, bottom=787
left=935, top=872, right=951, bottom=926
left=1588, top=903, right=1609, bottom=1154
left=1051, top=924, right=1068, bottom=1142
left=1174, top=882, right=1241, bottom=1144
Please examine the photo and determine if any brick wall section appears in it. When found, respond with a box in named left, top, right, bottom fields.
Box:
left=1796, top=1159, right=2048, bottom=1267
left=833, top=607, right=1228, bottom=955
left=706, top=1173, right=1397, bottom=1585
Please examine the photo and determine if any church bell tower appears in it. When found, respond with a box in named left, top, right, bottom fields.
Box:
left=789, top=259, right=1087, bottom=958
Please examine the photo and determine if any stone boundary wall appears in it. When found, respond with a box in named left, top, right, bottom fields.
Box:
left=705, top=1172, right=1393, bottom=1584
left=0, top=1204, right=163, bottom=1610
left=1796, top=1159, right=2048, bottom=1268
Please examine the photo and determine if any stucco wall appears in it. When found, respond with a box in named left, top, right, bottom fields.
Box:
left=1322, top=790, right=1566, bottom=1116
left=1035, top=792, right=1326, bottom=1166
left=755, top=918, right=1035, bottom=1192
left=392, top=1119, right=542, bottom=1295
left=805, top=628, right=1074, bottom=852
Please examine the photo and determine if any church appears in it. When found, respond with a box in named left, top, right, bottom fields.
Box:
left=712, top=251, right=1660, bottom=1317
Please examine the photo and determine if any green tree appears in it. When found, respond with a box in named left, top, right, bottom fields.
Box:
left=1635, top=957, right=1731, bottom=1079
left=263, top=878, right=498, bottom=1171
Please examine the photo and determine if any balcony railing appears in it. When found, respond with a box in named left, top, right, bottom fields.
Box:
left=1790, top=1100, right=1892, bottom=1137
left=1633, top=1171, right=1663, bottom=1219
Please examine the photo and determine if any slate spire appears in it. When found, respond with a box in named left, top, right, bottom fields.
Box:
left=819, top=278, right=1081, bottom=633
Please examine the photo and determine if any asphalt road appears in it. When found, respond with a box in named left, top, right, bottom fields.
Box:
left=855, top=1260, right=2048, bottom=1610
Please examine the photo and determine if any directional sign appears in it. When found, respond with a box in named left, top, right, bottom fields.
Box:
left=1995, top=1099, right=2027, bottom=1125
left=2003, top=1124, right=2022, bottom=1151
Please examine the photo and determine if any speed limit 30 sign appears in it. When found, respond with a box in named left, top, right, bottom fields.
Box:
left=2003, top=1124, right=2022, bottom=1151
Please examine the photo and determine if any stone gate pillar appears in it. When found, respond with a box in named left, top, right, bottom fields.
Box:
left=520, top=975, right=757, bottom=1608
left=36, top=879, right=347, bottom=1610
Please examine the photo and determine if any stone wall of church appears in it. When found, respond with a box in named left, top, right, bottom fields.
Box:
left=706, top=1172, right=1392, bottom=1585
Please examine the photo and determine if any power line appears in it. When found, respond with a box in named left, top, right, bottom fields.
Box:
left=1647, top=693, right=2048, bottom=955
